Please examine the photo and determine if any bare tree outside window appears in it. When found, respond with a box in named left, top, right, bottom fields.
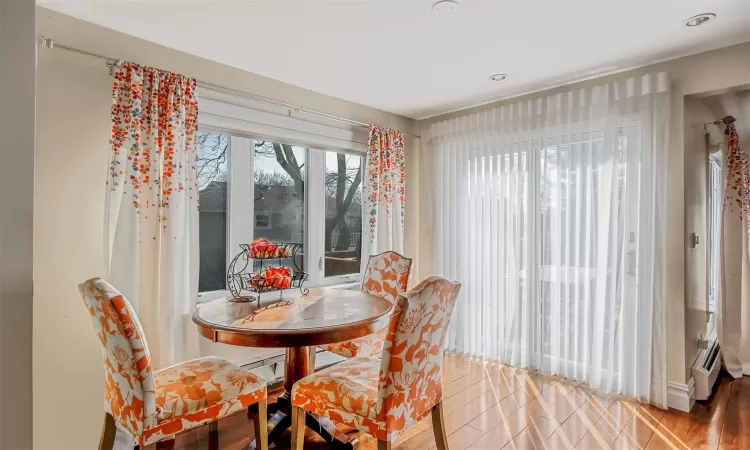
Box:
left=197, top=132, right=229, bottom=292
left=197, top=133, right=228, bottom=190
left=323, top=152, right=363, bottom=277
left=324, top=154, right=362, bottom=252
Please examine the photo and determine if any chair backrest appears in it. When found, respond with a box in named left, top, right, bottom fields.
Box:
left=376, top=276, right=461, bottom=438
left=362, top=251, right=412, bottom=302
left=78, top=278, right=155, bottom=438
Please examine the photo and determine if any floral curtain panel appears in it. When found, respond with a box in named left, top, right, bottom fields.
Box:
left=719, top=123, right=750, bottom=377
left=361, top=126, right=406, bottom=275
left=105, top=61, right=200, bottom=370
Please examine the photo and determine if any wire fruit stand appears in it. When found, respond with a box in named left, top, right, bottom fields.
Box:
left=226, top=240, right=308, bottom=303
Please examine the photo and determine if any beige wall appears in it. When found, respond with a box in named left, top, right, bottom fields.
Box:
left=0, top=0, right=36, bottom=450
left=0, top=0, right=35, bottom=448
left=417, top=42, right=750, bottom=388
left=34, top=7, right=416, bottom=449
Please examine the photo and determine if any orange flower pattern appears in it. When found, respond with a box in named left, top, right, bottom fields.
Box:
left=144, top=357, right=267, bottom=445
left=79, top=278, right=267, bottom=446
left=293, top=277, right=461, bottom=443
left=724, top=124, right=750, bottom=223
left=108, top=61, right=199, bottom=226
left=293, top=357, right=383, bottom=434
left=321, top=251, right=412, bottom=358
left=366, top=126, right=405, bottom=240
left=79, top=278, right=150, bottom=439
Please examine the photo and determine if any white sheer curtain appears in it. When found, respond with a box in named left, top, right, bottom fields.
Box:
left=426, top=73, right=669, bottom=406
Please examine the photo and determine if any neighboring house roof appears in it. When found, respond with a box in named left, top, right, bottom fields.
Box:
left=199, top=181, right=227, bottom=212
left=255, top=185, right=300, bottom=211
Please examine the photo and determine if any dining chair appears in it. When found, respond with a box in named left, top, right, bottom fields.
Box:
left=291, top=276, right=462, bottom=450
left=318, top=251, right=412, bottom=360
left=79, top=277, right=269, bottom=450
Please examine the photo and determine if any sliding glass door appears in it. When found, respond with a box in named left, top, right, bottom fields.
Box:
left=428, top=73, right=669, bottom=405
left=537, top=127, right=643, bottom=394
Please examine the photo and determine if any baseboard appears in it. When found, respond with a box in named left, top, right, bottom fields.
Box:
left=667, top=377, right=696, bottom=412
left=244, top=349, right=346, bottom=384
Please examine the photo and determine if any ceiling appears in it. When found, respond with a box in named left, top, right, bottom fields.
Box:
left=38, top=0, right=750, bottom=119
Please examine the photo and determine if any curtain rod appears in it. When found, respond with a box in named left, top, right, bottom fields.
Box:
left=703, top=115, right=737, bottom=133
left=37, top=36, right=421, bottom=139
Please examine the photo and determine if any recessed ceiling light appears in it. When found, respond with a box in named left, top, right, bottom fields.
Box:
left=432, top=0, right=458, bottom=12
left=685, top=13, right=715, bottom=27
left=489, top=74, right=508, bottom=82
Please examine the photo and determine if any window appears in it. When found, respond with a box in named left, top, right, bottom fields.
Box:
left=255, top=211, right=270, bottom=228
left=197, top=130, right=363, bottom=295
left=197, top=132, right=229, bottom=293
left=324, top=152, right=364, bottom=279
left=708, top=151, right=722, bottom=327
left=253, top=141, right=306, bottom=245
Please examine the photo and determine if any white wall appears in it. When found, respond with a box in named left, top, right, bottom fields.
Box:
left=34, top=7, right=417, bottom=449
left=417, top=42, right=750, bottom=392
left=0, top=0, right=35, bottom=448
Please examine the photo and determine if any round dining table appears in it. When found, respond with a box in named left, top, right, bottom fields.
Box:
left=193, top=288, right=393, bottom=450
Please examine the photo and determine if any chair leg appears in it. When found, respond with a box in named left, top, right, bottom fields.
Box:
left=290, top=405, right=306, bottom=450
left=309, top=348, right=317, bottom=371
left=208, top=420, right=219, bottom=450
left=155, top=440, right=175, bottom=449
left=99, top=413, right=117, bottom=450
left=253, top=398, right=268, bottom=450
left=431, top=400, right=449, bottom=450
left=377, top=440, right=391, bottom=450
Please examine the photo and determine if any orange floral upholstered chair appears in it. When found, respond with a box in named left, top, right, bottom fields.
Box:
left=291, top=276, right=461, bottom=450
left=79, top=278, right=268, bottom=450
left=319, top=251, right=412, bottom=359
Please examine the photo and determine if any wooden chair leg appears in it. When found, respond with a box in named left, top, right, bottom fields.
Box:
left=155, top=440, right=175, bottom=449
left=377, top=440, right=391, bottom=450
left=431, top=400, right=449, bottom=450
left=253, top=398, right=269, bottom=450
left=99, top=413, right=117, bottom=450
left=309, top=349, right=317, bottom=371
left=290, top=405, right=307, bottom=450
left=208, top=420, right=219, bottom=450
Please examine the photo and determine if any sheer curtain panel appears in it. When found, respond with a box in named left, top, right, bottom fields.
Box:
left=426, top=73, right=669, bottom=407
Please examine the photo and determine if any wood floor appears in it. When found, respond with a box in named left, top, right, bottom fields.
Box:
left=150, top=354, right=749, bottom=450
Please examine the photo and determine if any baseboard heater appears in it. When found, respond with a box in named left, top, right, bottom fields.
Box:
left=241, top=348, right=346, bottom=385
left=692, top=330, right=722, bottom=401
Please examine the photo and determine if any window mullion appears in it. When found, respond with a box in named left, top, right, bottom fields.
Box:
left=228, top=136, right=255, bottom=262
left=307, top=148, right=326, bottom=286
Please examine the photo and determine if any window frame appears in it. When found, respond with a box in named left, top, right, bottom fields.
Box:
left=707, top=151, right=722, bottom=334
left=254, top=211, right=271, bottom=229
left=308, top=149, right=364, bottom=287
left=196, top=124, right=365, bottom=302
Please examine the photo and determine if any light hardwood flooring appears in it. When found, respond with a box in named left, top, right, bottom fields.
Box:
left=147, top=354, right=749, bottom=450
